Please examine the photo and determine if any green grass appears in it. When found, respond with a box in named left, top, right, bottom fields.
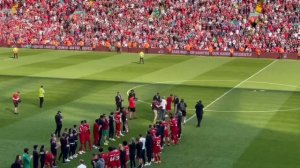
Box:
left=0, top=48, right=300, bottom=168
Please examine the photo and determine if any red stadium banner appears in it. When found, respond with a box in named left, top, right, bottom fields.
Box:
left=0, top=43, right=298, bottom=60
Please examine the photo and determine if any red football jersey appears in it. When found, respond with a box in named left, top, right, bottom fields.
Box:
left=45, top=153, right=54, bottom=166
left=93, top=123, right=99, bottom=135
left=12, top=93, right=20, bottom=102
left=150, top=128, right=157, bottom=137
left=170, top=119, right=178, bottom=132
left=108, top=149, right=121, bottom=167
left=101, top=153, right=109, bottom=167
left=84, top=123, right=90, bottom=135
left=166, top=96, right=173, bottom=110
left=79, top=124, right=86, bottom=138
left=114, top=113, right=121, bottom=124
left=153, top=136, right=161, bottom=153
left=161, top=121, right=169, bottom=135
left=129, top=97, right=135, bottom=108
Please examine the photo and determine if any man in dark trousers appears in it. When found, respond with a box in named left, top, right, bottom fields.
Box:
left=145, top=131, right=153, bottom=166
left=54, top=111, right=63, bottom=137
left=173, top=95, right=179, bottom=113
left=115, top=92, right=123, bottom=111
left=33, top=145, right=39, bottom=168
left=39, top=85, right=45, bottom=108
left=195, top=100, right=204, bottom=127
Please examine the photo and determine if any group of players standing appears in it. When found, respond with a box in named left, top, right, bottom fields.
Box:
left=11, top=88, right=187, bottom=168
left=88, top=90, right=184, bottom=168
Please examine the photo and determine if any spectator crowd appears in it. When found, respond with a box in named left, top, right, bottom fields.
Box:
left=0, top=0, right=299, bottom=53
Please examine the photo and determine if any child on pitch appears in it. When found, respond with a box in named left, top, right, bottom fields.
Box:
left=12, top=91, right=21, bottom=114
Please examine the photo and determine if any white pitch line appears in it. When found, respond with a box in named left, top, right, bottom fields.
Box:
left=204, top=107, right=300, bottom=113
left=186, top=59, right=278, bottom=122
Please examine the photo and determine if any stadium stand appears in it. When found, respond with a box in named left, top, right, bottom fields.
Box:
left=0, top=0, right=299, bottom=53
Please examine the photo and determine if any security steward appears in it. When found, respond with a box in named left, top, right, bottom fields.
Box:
left=195, top=100, right=204, bottom=127
left=139, top=51, right=144, bottom=64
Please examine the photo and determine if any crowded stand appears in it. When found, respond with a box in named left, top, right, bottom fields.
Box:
left=0, top=0, right=299, bottom=53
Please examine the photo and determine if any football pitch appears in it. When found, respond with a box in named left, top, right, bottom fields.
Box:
left=0, top=48, right=300, bottom=168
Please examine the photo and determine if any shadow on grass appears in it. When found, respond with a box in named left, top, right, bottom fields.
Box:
left=5, top=108, right=14, bottom=113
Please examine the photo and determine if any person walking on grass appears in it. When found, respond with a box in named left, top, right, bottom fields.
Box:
left=195, top=100, right=204, bottom=127
left=12, top=91, right=21, bottom=114
left=39, top=85, right=45, bottom=108
left=152, top=100, right=160, bottom=124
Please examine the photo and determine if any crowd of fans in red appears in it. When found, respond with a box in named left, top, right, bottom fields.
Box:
left=0, top=0, right=299, bottom=53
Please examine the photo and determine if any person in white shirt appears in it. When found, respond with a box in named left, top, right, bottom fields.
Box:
left=139, top=134, right=146, bottom=165
left=159, top=97, right=167, bottom=121
left=77, top=159, right=87, bottom=168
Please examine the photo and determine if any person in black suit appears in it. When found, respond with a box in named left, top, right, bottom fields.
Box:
left=145, top=131, right=153, bottom=166
left=129, top=138, right=136, bottom=168
left=152, top=92, right=160, bottom=101
left=195, top=100, right=204, bottom=127
left=33, top=145, right=39, bottom=168
left=115, top=92, right=123, bottom=111
left=54, top=111, right=63, bottom=137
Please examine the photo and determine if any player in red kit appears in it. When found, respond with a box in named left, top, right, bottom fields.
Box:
left=100, top=148, right=109, bottom=168
left=169, top=115, right=179, bottom=145
left=153, top=134, right=162, bottom=163
left=12, top=91, right=21, bottom=114
left=128, top=96, right=136, bottom=119
left=115, top=112, right=122, bottom=138
left=149, top=124, right=157, bottom=138
left=161, top=120, right=170, bottom=145
left=79, top=121, right=86, bottom=154
left=166, top=94, right=173, bottom=114
left=98, top=147, right=109, bottom=168
left=93, top=119, right=99, bottom=149
left=83, top=120, right=92, bottom=151
left=108, top=147, right=121, bottom=168
left=44, top=150, right=55, bottom=168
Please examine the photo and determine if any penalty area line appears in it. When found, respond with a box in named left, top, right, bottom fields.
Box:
left=186, top=59, right=278, bottom=123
